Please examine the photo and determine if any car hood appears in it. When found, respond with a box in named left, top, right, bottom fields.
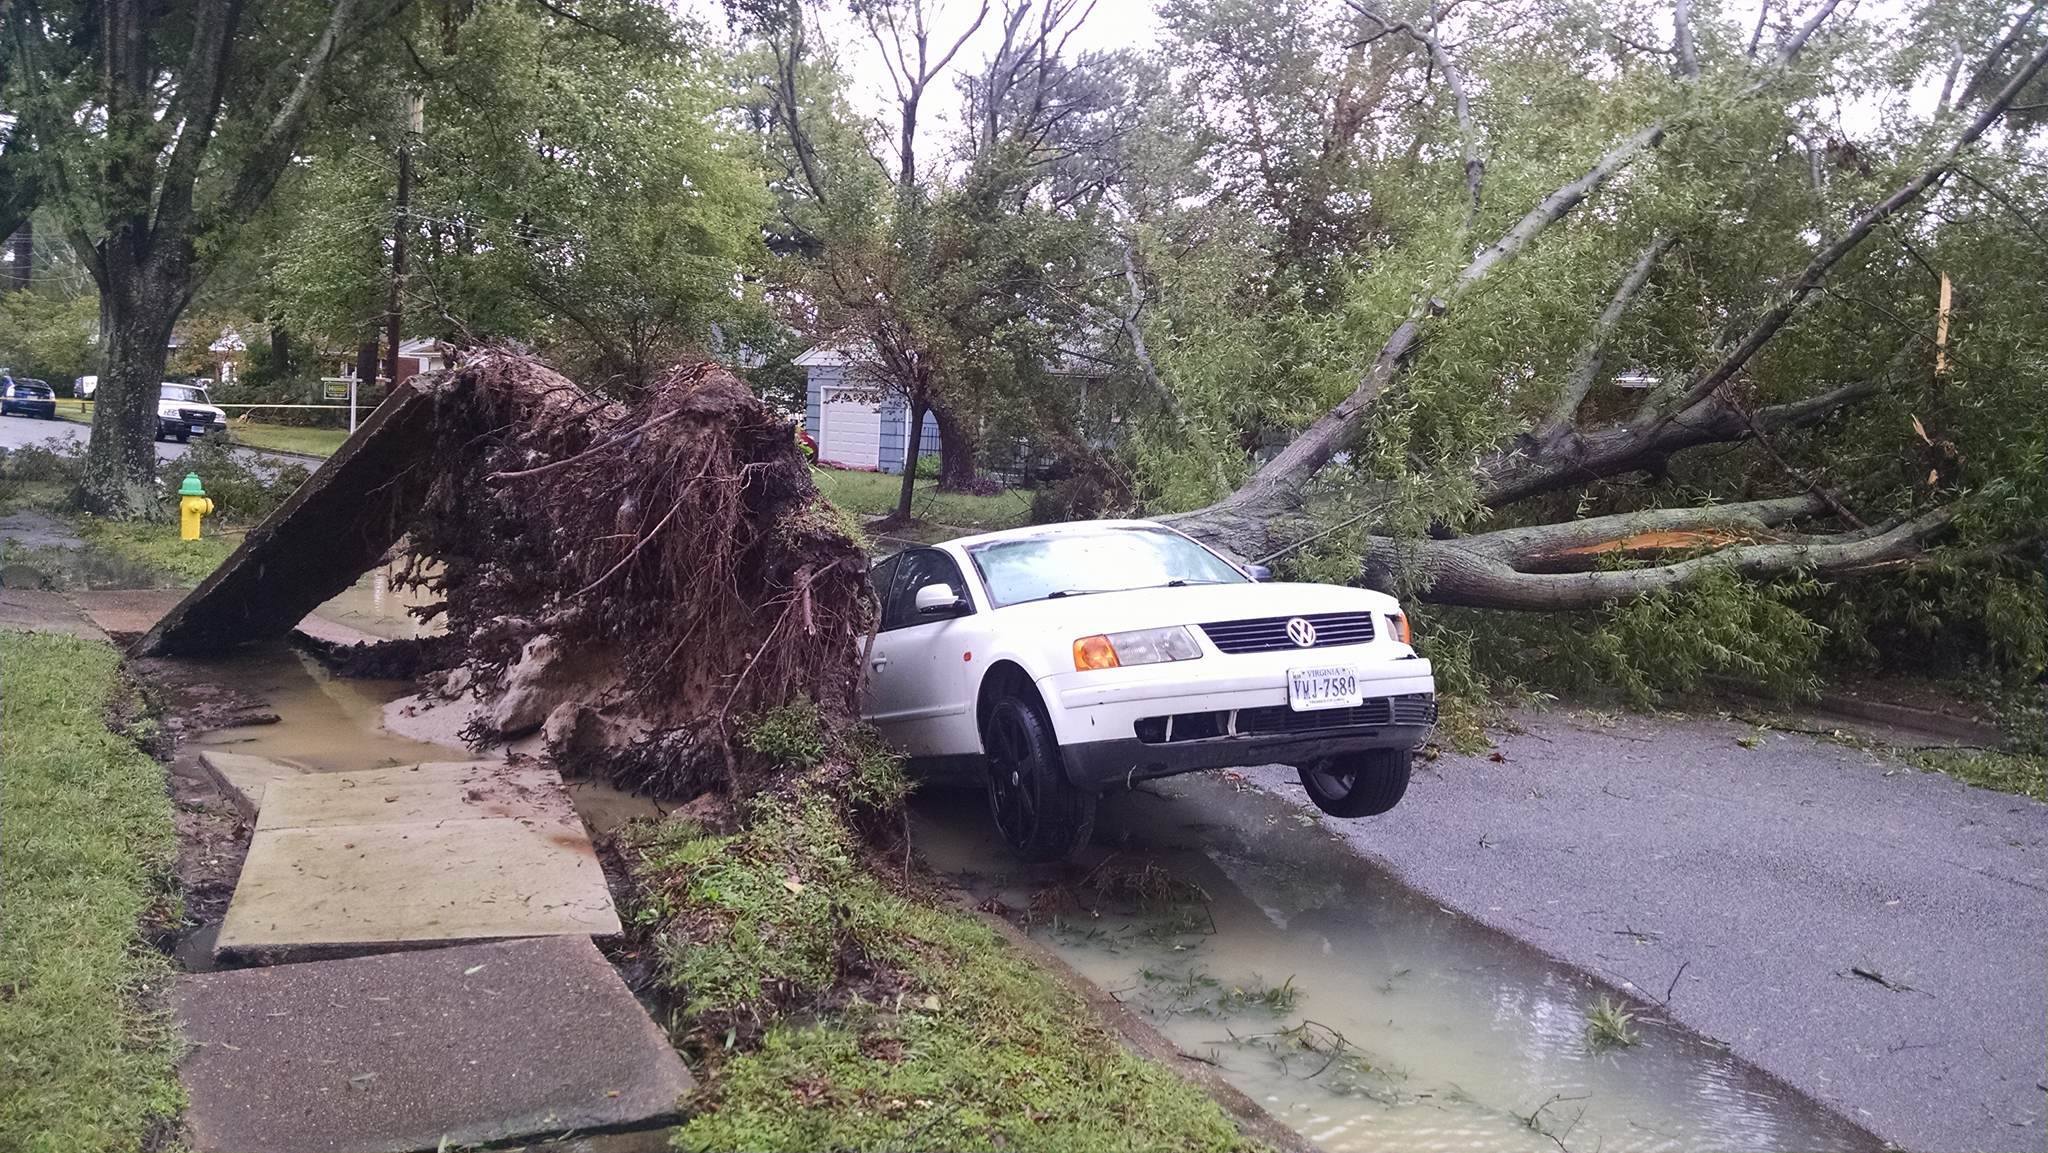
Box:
left=987, top=579, right=1398, bottom=632
left=159, top=399, right=225, bottom=418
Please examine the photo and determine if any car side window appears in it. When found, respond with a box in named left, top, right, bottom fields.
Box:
left=882, top=549, right=971, bottom=632
left=867, top=555, right=900, bottom=619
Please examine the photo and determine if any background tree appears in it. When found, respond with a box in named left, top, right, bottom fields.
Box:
left=261, top=1, right=773, bottom=394
left=4, top=0, right=416, bottom=516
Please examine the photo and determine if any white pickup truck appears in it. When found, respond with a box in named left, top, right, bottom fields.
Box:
left=155, top=382, right=228, bottom=443
left=862, top=519, right=1436, bottom=860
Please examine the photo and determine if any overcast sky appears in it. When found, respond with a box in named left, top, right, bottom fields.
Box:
left=680, top=0, right=1968, bottom=148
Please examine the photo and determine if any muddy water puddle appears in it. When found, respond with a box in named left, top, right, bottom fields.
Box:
left=312, top=561, right=444, bottom=640
left=188, top=643, right=665, bottom=829
left=913, top=777, right=1877, bottom=1153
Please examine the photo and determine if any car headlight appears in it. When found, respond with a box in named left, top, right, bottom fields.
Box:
left=1385, top=612, right=1411, bottom=645
left=1073, top=626, right=1202, bottom=670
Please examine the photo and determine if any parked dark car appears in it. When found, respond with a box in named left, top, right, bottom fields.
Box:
left=1, top=378, right=58, bottom=419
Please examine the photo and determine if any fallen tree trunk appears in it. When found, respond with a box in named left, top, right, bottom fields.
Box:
left=1358, top=498, right=1954, bottom=611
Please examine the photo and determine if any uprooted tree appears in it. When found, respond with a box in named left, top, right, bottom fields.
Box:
left=1096, top=0, right=2048, bottom=657
left=141, top=350, right=877, bottom=800
left=403, top=354, right=873, bottom=796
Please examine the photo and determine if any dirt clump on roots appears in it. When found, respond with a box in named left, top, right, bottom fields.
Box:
left=393, top=352, right=872, bottom=805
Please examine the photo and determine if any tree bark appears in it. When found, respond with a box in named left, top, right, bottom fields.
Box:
left=931, top=400, right=978, bottom=490
left=1365, top=504, right=1954, bottom=610
left=78, top=275, right=181, bottom=517
left=895, top=398, right=927, bottom=521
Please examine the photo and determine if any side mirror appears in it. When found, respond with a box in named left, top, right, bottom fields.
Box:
left=914, top=583, right=969, bottom=617
left=1242, top=563, right=1273, bottom=582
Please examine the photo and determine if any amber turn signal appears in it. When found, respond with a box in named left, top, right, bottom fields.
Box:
left=1388, top=613, right=1412, bottom=645
left=1072, top=634, right=1120, bottom=670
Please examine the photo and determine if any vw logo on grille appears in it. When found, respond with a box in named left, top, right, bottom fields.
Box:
left=1285, top=617, right=1317, bottom=647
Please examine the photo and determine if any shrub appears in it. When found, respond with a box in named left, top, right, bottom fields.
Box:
left=155, top=439, right=309, bottom=522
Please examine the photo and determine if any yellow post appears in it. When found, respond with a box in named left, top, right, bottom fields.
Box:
left=177, top=473, right=214, bottom=541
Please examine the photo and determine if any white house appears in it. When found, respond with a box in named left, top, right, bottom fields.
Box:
left=795, top=345, right=939, bottom=474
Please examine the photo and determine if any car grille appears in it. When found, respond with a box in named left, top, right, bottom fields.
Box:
left=1197, top=612, right=1375, bottom=654
left=1134, top=693, right=1437, bottom=744
left=177, top=408, right=214, bottom=423
left=1238, top=693, right=1437, bottom=735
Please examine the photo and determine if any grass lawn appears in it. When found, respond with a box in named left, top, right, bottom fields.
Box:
left=218, top=422, right=348, bottom=458
left=623, top=793, right=1252, bottom=1153
left=0, top=631, right=184, bottom=1150
left=812, top=467, right=1032, bottom=533
left=76, top=518, right=237, bottom=586
left=55, top=400, right=349, bottom=459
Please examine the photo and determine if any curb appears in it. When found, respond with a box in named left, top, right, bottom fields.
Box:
left=1705, top=676, right=2007, bottom=748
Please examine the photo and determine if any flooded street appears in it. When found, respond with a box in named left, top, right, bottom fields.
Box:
left=914, top=776, right=1879, bottom=1153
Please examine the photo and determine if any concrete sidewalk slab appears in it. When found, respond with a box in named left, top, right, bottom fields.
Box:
left=215, top=764, right=619, bottom=959
left=175, top=936, right=694, bottom=1153
left=253, top=761, right=569, bottom=831
left=0, top=587, right=105, bottom=639
left=197, top=749, right=312, bottom=816
left=72, top=589, right=185, bottom=639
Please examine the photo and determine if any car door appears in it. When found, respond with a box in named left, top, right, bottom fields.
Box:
left=864, top=548, right=978, bottom=756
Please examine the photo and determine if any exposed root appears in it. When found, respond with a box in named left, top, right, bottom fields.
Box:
left=395, top=351, right=871, bottom=802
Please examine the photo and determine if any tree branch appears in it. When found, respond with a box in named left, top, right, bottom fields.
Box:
left=1346, top=0, right=1482, bottom=228
left=152, top=0, right=244, bottom=251
left=1117, top=241, right=1181, bottom=420
left=1378, top=505, right=1955, bottom=610
left=1461, top=493, right=1829, bottom=560
left=1954, top=0, right=2046, bottom=109
left=1673, top=0, right=1699, bottom=80
left=1538, top=233, right=1675, bottom=437
left=221, top=0, right=377, bottom=225
left=1479, top=379, right=1877, bottom=507
left=1648, top=37, right=2048, bottom=424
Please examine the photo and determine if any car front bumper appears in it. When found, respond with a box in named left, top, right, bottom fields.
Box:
left=1036, top=652, right=1436, bottom=791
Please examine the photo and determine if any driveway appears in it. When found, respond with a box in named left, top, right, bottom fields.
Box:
left=1243, top=709, right=2048, bottom=1152
left=0, top=411, right=316, bottom=472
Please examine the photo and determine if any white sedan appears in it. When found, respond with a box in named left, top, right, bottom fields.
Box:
left=863, top=519, right=1436, bottom=860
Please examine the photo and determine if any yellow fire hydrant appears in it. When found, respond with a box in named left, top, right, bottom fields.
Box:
left=178, top=473, right=214, bottom=541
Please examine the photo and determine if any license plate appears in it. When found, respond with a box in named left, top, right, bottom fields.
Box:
left=1288, top=665, right=1361, bottom=711
left=190, top=424, right=205, bottom=433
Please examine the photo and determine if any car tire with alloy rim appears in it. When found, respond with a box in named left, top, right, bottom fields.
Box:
left=1296, top=748, right=1411, bottom=817
left=982, top=694, right=1096, bottom=862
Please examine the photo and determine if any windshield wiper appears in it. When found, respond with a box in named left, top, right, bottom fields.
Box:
left=1162, top=578, right=1231, bottom=587
left=1044, top=589, right=1106, bottom=600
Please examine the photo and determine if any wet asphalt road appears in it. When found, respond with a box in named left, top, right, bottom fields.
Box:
left=1244, top=709, right=2048, bottom=1153
left=0, top=410, right=314, bottom=471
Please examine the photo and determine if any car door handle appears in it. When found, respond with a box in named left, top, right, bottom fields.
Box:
left=870, top=655, right=889, bottom=670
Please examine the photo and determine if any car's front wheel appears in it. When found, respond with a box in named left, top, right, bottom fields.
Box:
left=982, top=695, right=1096, bottom=863
left=1297, top=748, right=1412, bottom=818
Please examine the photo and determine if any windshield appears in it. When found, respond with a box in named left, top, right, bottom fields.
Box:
left=12, top=382, right=50, bottom=396
left=161, top=384, right=209, bottom=404
left=967, top=526, right=1247, bottom=608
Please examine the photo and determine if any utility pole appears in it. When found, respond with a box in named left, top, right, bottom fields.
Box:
left=382, top=93, right=422, bottom=389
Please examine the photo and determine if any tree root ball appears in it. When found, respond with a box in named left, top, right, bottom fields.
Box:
left=400, top=351, right=872, bottom=799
